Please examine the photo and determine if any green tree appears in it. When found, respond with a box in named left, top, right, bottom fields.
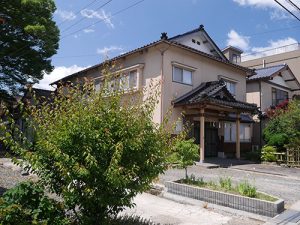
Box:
left=263, top=100, right=300, bottom=149
left=171, top=139, right=199, bottom=179
left=1, top=79, right=178, bottom=224
left=0, top=181, right=69, bottom=225
left=0, top=0, right=59, bottom=100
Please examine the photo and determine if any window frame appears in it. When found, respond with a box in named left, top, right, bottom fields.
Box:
left=272, top=87, right=288, bottom=106
left=172, top=66, right=193, bottom=86
left=224, top=122, right=251, bottom=143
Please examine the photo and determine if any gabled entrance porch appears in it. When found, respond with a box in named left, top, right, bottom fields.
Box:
left=173, top=80, right=258, bottom=162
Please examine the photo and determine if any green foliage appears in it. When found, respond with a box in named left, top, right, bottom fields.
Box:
left=263, top=100, right=300, bottom=149
left=108, top=215, right=160, bottom=225
left=261, top=145, right=277, bottom=162
left=219, top=177, right=232, bottom=191
left=171, top=139, right=199, bottom=179
left=237, top=180, right=257, bottom=198
left=0, top=0, right=59, bottom=100
left=0, top=181, right=69, bottom=225
left=244, top=150, right=261, bottom=162
left=1, top=79, right=177, bottom=224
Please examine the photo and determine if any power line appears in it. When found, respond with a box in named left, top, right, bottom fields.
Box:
left=242, top=42, right=299, bottom=57
left=274, top=0, right=300, bottom=22
left=60, top=0, right=113, bottom=33
left=285, top=0, right=300, bottom=12
left=57, top=0, right=99, bottom=26
left=8, top=0, right=106, bottom=57
left=61, top=0, right=145, bottom=39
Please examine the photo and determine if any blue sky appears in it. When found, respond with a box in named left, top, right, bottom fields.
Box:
left=36, top=0, right=300, bottom=89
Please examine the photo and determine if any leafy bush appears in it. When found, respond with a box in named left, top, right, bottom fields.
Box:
left=264, top=100, right=300, bottom=149
left=261, top=145, right=277, bottom=162
left=237, top=180, right=257, bottom=198
left=0, top=181, right=69, bottom=225
left=244, top=150, right=261, bottom=162
left=171, top=139, right=199, bottom=179
left=219, top=177, right=232, bottom=191
left=1, top=79, right=179, bottom=224
left=108, top=215, right=160, bottom=225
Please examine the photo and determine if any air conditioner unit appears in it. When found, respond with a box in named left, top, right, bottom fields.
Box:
left=252, top=145, right=259, bottom=151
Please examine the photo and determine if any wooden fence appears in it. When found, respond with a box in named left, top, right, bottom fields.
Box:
left=274, top=148, right=300, bottom=167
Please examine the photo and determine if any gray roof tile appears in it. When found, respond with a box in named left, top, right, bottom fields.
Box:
left=248, top=64, right=285, bottom=81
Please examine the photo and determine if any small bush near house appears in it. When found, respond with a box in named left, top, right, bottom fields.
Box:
left=0, top=181, right=69, bottom=225
left=237, top=180, right=257, bottom=198
left=261, top=145, right=277, bottom=162
left=169, top=139, right=199, bottom=179
left=0, top=78, right=180, bottom=224
left=263, top=100, right=300, bottom=149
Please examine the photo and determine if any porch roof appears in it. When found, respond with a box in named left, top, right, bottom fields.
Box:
left=173, top=80, right=258, bottom=113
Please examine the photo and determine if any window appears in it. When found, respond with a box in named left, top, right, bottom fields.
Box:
left=173, top=66, right=192, bottom=85
left=119, top=70, right=137, bottom=90
left=225, top=80, right=236, bottom=96
left=272, top=88, right=288, bottom=106
left=232, top=54, right=240, bottom=63
left=224, top=122, right=251, bottom=142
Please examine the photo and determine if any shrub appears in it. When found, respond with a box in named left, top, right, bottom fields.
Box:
left=108, top=215, right=160, bottom=225
left=219, top=177, right=232, bottom=191
left=237, top=180, right=257, bottom=198
left=0, top=181, right=69, bottom=225
left=263, top=100, right=300, bottom=149
left=244, top=151, right=261, bottom=162
left=261, top=145, right=277, bottom=162
left=171, top=139, right=199, bottom=179
left=1, top=79, right=179, bottom=224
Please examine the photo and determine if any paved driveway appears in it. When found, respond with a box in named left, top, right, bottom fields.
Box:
left=160, top=163, right=300, bottom=208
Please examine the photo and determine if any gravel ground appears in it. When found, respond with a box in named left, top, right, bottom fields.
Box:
left=160, top=165, right=300, bottom=208
left=0, top=159, right=37, bottom=195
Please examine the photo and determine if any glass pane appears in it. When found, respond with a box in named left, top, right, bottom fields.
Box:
left=119, top=74, right=129, bottom=90
left=129, top=70, right=137, bottom=88
left=231, top=123, right=236, bottom=142
left=224, top=123, right=231, bottom=142
left=173, top=67, right=182, bottom=82
left=183, top=70, right=192, bottom=84
left=245, top=126, right=251, bottom=141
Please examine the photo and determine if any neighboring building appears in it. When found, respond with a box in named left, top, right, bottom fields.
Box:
left=222, top=45, right=300, bottom=148
left=240, top=43, right=300, bottom=96
left=52, top=25, right=257, bottom=162
left=246, top=64, right=300, bottom=147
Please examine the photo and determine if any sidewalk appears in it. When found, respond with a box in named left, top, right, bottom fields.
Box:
left=122, top=192, right=266, bottom=225
left=264, top=201, right=300, bottom=225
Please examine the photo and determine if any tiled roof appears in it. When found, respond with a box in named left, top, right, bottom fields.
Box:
left=52, top=27, right=252, bottom=85
left=173, top=80, right=257, bottom=112
left=247, top=64, right=286, bottom=81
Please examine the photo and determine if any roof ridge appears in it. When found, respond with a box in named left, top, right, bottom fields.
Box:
left=255, top=64, right=286, bottom=71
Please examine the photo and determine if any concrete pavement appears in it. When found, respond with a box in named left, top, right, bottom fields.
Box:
left=122, top=193, right=265, bottom=225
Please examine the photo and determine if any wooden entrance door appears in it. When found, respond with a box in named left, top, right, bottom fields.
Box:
left=193, top=121, right=219, bottom=157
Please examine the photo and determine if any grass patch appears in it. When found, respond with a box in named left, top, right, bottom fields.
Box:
left=176, top=175, right=278, bottom=202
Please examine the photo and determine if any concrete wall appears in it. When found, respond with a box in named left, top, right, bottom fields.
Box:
left=162, top=45, right=248, bottom=125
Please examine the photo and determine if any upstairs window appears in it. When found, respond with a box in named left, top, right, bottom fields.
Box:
left=119, top=70, right=137, bottom=90
left=225, top=80, right=236, bottom=96
left=173, top=66, right=192, bottom=85
left=232, top=54, right=240, bottom=63
left=272, top=88, right=288, bottom=106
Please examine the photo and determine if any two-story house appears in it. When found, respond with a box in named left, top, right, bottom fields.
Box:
left=52, top=25, right=257, bottom=162
left=223, top=46, right=300, bottom=148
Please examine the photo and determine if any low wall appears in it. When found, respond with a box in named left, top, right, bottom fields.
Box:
left=165, top=181, right=284, bottom=217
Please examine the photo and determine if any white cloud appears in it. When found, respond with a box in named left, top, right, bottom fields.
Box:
left=226, top=29, right=250, bottom=51
left=233, top=0, right=278, bottom=8
left=34, top=65, right=88, bottom=90
left=242, top=37, right=298, bottom=61
left=96, top=46, right=123, bottom=57
left=233, top=0, right=300, bottom=20
left=55, top=10, right=76, bottom=21
left=81, top=9, right=114, bottom=29
left=83, top=28, right=95, bottom=33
